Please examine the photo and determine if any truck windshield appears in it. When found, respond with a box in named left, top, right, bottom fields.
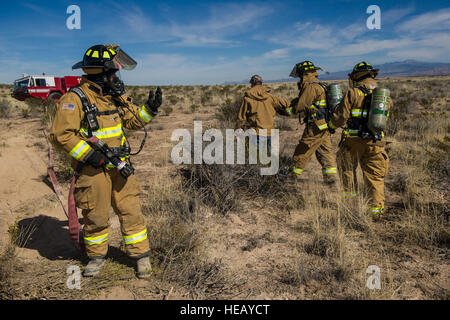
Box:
left=13, top=79, right=30, bottom=90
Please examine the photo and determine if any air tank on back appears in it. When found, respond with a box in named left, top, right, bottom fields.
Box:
left=326, top=83, right=343, bottom=111
left=368, top=87, right=390, bottom=134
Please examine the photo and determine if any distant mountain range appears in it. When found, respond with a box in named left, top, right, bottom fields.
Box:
left=223, top=60, right=450, bottom=84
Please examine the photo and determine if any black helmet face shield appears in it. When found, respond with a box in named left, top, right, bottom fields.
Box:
left=104, top=45, right=137, bottom=71
left=289, top=64, right=300, bottom=78
left=289, top=64, right=303, bottom=88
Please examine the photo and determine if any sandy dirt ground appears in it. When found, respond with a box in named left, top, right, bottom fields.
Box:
left=0, top=80, right=448, bottom=300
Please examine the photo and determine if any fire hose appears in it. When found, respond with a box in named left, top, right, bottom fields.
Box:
left=43, top=129, right=83, bottom=250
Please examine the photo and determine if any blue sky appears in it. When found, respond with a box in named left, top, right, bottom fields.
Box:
left=0, top=0, right=449, bottom=85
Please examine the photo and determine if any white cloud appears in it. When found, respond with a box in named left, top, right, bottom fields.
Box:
left=382, top=6, right=415, bottom=24
left=114, top=2, right=273, bottom=47
left=263, top=48, right=290, bottom=59
left=339, top=22, right=368, bottom=41
left=397, top=8, right=450, bottom=33
left=21, top=3, right=55, bottom=17
left=269, top=24, right=338, bottom=51
left=265, top=7, right=450, bottom=73
left=332, top=38, right=414, bottom=56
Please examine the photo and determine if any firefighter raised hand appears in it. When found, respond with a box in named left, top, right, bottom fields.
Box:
left=146, top=87, right=162, bottom=114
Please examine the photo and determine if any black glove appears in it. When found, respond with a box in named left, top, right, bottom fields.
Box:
left=316, top=108, right=327, bottom=120
left=275, top=107, right=291, bottom=117
left=85, top=151, right=106, bottom=168
left=146, top=87, right=162, bottom=114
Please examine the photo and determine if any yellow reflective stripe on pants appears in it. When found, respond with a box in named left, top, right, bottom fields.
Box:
left=322, top=167, right=337, bottom=174
left=84, top=233, right=109, bottom=246
left=286, top=107, right=293, bottom=116
left=369, top=207, right=384, bottom=215
left=123, top=228, right=148, bottom=245
left=139, top=106, right=153, bottom=123
left=80, top=123, right=123, bottom=139
left=69, top=140, right=91, bottom=160
left=292, top=167, right=303, bottom=175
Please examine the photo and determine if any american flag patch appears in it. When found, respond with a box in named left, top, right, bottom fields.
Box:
left=62, top=104, right=75, bottom=111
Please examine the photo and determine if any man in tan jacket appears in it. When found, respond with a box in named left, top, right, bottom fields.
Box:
left=50, top=45, right=162, bottom=278
left=237, top=75, right=290, bottom=153
left=328, top=61, right=392, bottom=217
left=287, top=61, right=337, bottom=184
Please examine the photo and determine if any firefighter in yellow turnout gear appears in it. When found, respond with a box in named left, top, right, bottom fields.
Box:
left=328, top=62, right=392, bottom=217
left=286, top=61, right=337, bottom=184
left=50, top=45, right=162, bottom=278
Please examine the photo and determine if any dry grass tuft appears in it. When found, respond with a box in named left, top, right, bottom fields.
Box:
left=0, top=99, right=12, bottom=118
left=0, top=219, right=38, bottom=299
left=141, top=173, right=242, bottom=298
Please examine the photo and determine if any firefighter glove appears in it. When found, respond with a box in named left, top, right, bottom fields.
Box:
left=86, top=151, right=106, bottom=168
left=146, top=87, right=162, bottom=114
left=275, top=107, right=291, bottom=117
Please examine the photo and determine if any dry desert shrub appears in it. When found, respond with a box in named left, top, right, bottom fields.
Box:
left=214, top=95, right=242, bottom=129
left=0, top=99, right=12, bottom=118
left=39, top=99, right=57, bottom=128
left=384, top=89, right=449, bottom=248
left=180, top=152, right=302, bottom=216
left=0, top=219, right=38, bottom=299
left=141, top=173, right=242, bottom=298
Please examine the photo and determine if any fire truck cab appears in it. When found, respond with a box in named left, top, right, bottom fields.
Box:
left=12, top=73, right=82, bottom=101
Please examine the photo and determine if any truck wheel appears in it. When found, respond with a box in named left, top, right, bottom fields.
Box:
left=49, top=92, right=62, bottom=102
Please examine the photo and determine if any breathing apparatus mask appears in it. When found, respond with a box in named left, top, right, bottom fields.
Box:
left=85, top=69, right=124, bottom=96
left=106, top=71, right=125, bottom=97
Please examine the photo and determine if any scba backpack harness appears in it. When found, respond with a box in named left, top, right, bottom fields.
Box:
left=347, top=86, right=390, bottom=142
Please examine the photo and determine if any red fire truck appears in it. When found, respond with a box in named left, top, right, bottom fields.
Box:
left=12, top=73, right=82, bottom=101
